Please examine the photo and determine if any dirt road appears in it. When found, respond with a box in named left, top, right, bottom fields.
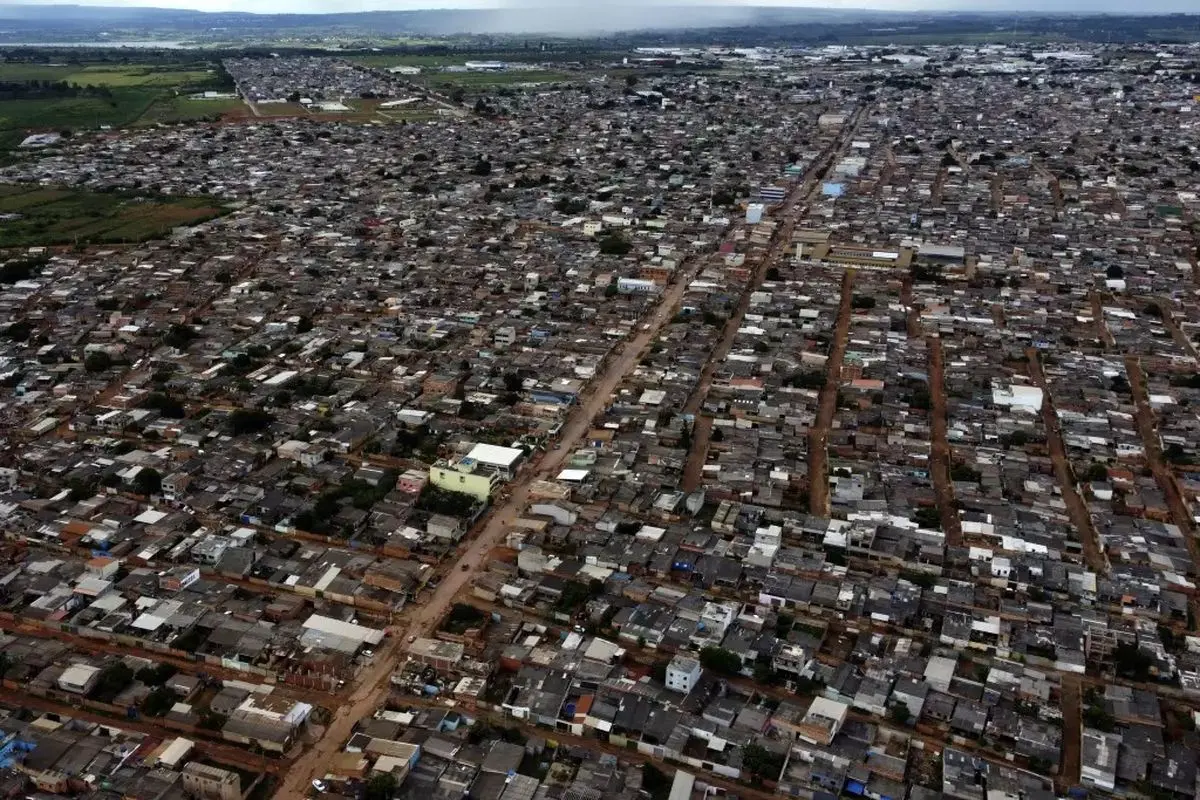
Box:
left=680, top=414, right=713, bottom=493
left=928, top=338, right=963, bottom=546
left=679, top=108, right=867, bottom=493
left=808, top=270, right=855, bottom=517
left=1144, top=296, right=1200, bottom=361
left=283, top=108, right=872, bottom=798
left=0, top=687, right=283, bottom=775
left=1057, top=673, right=1083, bottom=792
left=275, top=231, right=707, bottom=799
left=1124, top=356, right=1200, bottom=629
left=392, top=694, right=785, bottom=800
left=1026, top=349, right=1108, bottom=574
left=1089, top=290, right=1115, bottom=349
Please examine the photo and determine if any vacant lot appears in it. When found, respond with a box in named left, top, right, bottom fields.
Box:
left=0, top=185, right=226, bottom=248
left=137, top=95, right=247, bottom=125
left=418, top=70, right=574, bottom=88
left=0, top=63, right=221, bottom=89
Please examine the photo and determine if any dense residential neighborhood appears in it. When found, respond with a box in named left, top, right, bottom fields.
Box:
left=0, top=36, right=1198, bottom=800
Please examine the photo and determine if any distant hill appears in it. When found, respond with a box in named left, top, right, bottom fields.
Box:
left=0, top=4, right=1195, bottom=42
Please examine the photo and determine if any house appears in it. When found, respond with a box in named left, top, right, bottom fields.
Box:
left=57, top=663, right=101, bottom=695
left=665, top=654, right=702, bottom=694
left=430, top=458, right=500, bottom=501
left=397, top=468, right=428, bottom=494
left=465, top=443, right=525, bottom=480
left=798, top=697, right=849, bottom=745
left=276, top=439, right=327, bottom=468
left=1081, top=729, right=1121, bottom=792
left=181, top=763, right=241, bottom=800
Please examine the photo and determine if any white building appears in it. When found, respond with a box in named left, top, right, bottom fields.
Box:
left=665, top=654, right=702, bottom=694
left=617, top=278, right=660, bottom=295
left=1081, top=729, right=1121, bottom=792
left=991, top=383, right=1044, bottom=413
left=58, top=663, right=101, bottom=695
left=276, top=439, right=326, bottom=468
left=465, top=443, right=525, bottom=480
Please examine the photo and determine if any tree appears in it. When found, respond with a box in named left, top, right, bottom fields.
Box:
left=554, top=196, right=588, bottom=214
left=227, top=408, right=275, bottom=435
left=470, top=158, right=492, bottom=176
left=141, top=685, right=175, bottom=717
left=753, top=662, right=780, bottom=685
left=1105, top=264, right=1124, bottom=279
left=598, top=232, right=632, bottom=256
left=84, top=350, right=112, bottom=372
left=296, top=315, right=313, bottom=333
left=365, top=772, right=398, bottom=800
left=199, top=710, right=227, bottom=730
left=742, top=742, right=785, bottom=784
left=162, top=323, right=199, bottom=350
left=641, top=763, right=670, bottom=800
left=144, top=392, right=185, bottom=419
left=1113, top=642, right=1153, bottom=681
left=90, top=662, right=134, bottom=702
left=851, top=294, right=877, bottom=310
left=765, top=267, right=781, bottom=281
left=888, top=703, right=913, bottom=726
left=136, top=663, right=176, bottom=686
left=132, top=467, right=162, bottom=497
left=699, top=646, right=742, bottom=676
left=1084, top=703, right=1117, bottom=732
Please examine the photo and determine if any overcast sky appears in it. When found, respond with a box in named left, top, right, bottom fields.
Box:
left=7, top=0, right=1197, bottom=14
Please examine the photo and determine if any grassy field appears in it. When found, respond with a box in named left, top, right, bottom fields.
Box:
left=137, top=95, right=247, bottom=125
left=0, top=87, right=160, bottom=142
left=0, top=184, right=226, bottom=248
left=346, top=53, right=551, bottom=69
left=0, top=60, right=230, bottom=148
left=65, top=65, right=218, bottom=87
left=417, top=70, right=574, bottom=88
left=0, top=62, right=221, bottom=88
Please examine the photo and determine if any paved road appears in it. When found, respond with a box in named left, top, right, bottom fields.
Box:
left=275, top=243, right=705, bottom=799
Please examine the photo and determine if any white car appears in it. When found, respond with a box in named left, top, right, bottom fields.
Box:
left=312, top=779, right=327, bottom=793
left=362, top=649, right=374, bottom=658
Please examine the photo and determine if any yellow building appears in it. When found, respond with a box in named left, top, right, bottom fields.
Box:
left=429, top=458, right=500, bottom=501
